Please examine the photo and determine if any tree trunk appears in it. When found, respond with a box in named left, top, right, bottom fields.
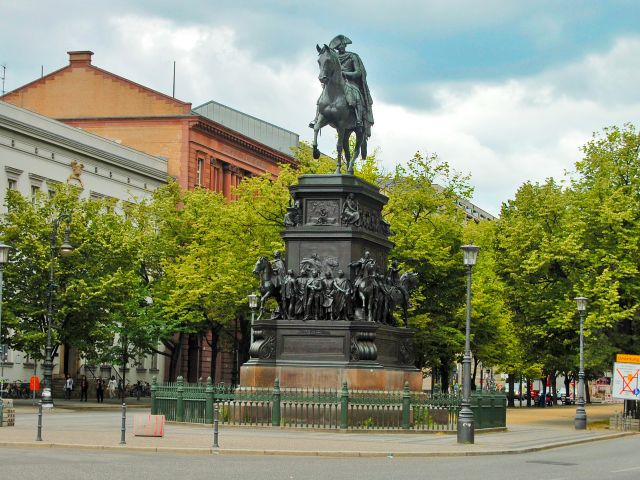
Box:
left=167, top=334, right=183, bottom=381
left=439, top=362, right=450, bottom=393
left=518, top=373, right=523, bottom=407
left=209, top=331, right=220, bottom=383
left=526, top=377, right=532, bottom=407
left=585, top=378, right=591, bottom=404
left=507, top=373, right=515, bottom=407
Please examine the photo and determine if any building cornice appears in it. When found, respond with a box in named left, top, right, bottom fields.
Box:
left=0, top=113, right=167, bottom=182
left=192, top=118, right=297, bottom=167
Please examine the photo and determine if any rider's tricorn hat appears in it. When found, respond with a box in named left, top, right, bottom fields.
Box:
left=329, top=34, right=352, bottom=49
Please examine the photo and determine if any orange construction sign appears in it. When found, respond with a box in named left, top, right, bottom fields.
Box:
left=616, top=353, right=640, bottom=364
left=29, top=375, right=40, bottom=392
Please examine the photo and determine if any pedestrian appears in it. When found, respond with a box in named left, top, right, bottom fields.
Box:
left=117, top=379, right=123, bottom=399
left=96, top=378, right=104, bottom=403
left=80, top=376, right=89, bottom=402
left=135, top=380, right=142, bottom=400
left=64, top=374, right=74, bottom=400
left=107, top=376, right=117, bottom=399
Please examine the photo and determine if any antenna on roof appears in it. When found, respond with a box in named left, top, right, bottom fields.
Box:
left=172, top=60, right=176, bottom=98
left=1, top=64, right=6, bottom=96
left=41, top=65, right=44, bottom=78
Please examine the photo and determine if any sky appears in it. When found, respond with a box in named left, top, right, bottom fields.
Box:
left=2, top=0, right=640, bottom=215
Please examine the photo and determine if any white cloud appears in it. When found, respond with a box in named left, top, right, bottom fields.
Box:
left=366, top=36, right=640, bottom=214
left=104, top=15, right=319, bottom=135
left=4, top=8, right=639, bottom=216
left=101, top=19, right=640, bottom=215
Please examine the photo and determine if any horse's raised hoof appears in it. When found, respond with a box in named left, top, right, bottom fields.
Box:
left=313, top=145, right=320, bottom=159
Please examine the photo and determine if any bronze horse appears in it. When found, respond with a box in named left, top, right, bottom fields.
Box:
left=383, top=272, right=419, bottom=327
left=252, top=256, right=282, bottom=320
left=312, top=44, right=367, bottom=175
left=354, top=262, right=377, bottom=322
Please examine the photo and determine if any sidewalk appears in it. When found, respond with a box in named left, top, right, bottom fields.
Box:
left=0, top=402, right=634, bottom=457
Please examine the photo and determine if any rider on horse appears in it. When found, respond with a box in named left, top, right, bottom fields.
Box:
left=310, top=34, right=374, bottom=137
left=349, top=251, right=376, bottom=290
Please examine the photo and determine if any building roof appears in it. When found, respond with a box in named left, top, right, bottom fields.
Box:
left=193, top=100, right=299, bottom=157
left=0, top=51, right=192, bottom=119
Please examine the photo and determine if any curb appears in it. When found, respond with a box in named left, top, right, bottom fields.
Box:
left=0, top=432, right=635, bottom=458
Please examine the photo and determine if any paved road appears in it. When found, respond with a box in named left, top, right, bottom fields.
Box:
left=1, top=435, right=639, bottom=480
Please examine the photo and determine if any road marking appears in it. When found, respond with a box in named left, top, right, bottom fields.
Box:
left=611, top=466, right=640, bottom=473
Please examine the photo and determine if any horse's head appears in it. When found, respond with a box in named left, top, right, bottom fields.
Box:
left=401, top=272, right=419, bottom=292
left=253, top=256, right=268, bottom=275
left=316, top=43, right=339, bottom=85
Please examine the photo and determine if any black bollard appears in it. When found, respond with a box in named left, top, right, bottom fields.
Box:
left=213, top=403, right=219, bottom=448
left=36, top=401, right=43, bottom=441
left=120, top=402, right=127, bottom=445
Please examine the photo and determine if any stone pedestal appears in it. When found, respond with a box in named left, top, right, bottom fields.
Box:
left=242, top=174, right=421, bottom=391
left=282, top=174, right=393, bottom=282
left=241, top=319, right=421, bottom=391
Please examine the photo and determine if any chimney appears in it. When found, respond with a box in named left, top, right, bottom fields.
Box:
left=67, top=51, right=94, bottom=66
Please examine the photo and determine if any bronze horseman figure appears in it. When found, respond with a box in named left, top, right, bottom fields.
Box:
left=310, top=35, right=374, bottom=174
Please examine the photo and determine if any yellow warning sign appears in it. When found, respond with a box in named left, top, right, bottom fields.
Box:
left=616, top=353, right=640, bottom=364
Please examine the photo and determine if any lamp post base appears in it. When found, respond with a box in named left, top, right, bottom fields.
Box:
left=457, top=407, right=475, bottom=444
left=574, top=405, right=587, bottom=430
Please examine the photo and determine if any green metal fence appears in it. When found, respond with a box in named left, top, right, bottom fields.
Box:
left=151, top=376, right=506, bottom=431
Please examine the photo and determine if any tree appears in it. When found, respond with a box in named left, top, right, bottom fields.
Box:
left=463, top=219, right=517, bottom=390
left=570, top=124, right=640, bottom=370
left=384, top=152, right=471, bottom=390
left=0, top=186, right=158, bottom=374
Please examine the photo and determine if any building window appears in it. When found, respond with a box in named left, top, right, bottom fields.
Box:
left=31, top=185, right=40, bottom=202
left=150, top=353, right=158, bottom=371
left=7, top=178, right=16, bottom=190
left=196, top=158, right=204, bottom=186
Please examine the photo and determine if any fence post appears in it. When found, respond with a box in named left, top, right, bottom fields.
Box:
left=402, top=381, right=411, bottom=430
left=205, top=377, right=214, bottom=425
left=150, top=376, right=158, bottom=415
left=489, top=392, right=500, bottom=428
left=340, top=380, right=349, bottom=430
left=272, top=378, right=281, bottom=427
left=176, top=376, right=184, bottom=422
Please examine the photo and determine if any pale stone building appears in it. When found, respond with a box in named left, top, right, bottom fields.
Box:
left=0, top=100, right=167, bottom=396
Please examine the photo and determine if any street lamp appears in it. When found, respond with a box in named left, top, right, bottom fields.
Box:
left=0, top=241, right=11, bottom=401
left=574, top=296, right=588, bottom=430
left=248, top=293, right=258, bottom=348
left=42, top=214, right=73, bottom=408
left=458, top=243, right=480, bottom=444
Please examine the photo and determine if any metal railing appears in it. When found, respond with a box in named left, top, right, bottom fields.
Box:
left=151, top=376, right=506, bottom=431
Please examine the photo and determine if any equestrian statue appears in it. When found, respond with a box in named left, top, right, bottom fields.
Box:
left=310, top=35, right=374, bottom=175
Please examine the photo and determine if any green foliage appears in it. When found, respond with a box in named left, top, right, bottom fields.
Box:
left=463, top=220, right=518, bottom=373
left=494, top=123, right=640, bottom=379
left=0, top=185, right=156, bottom=364
left=384, top=152, right=472, bottom=372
